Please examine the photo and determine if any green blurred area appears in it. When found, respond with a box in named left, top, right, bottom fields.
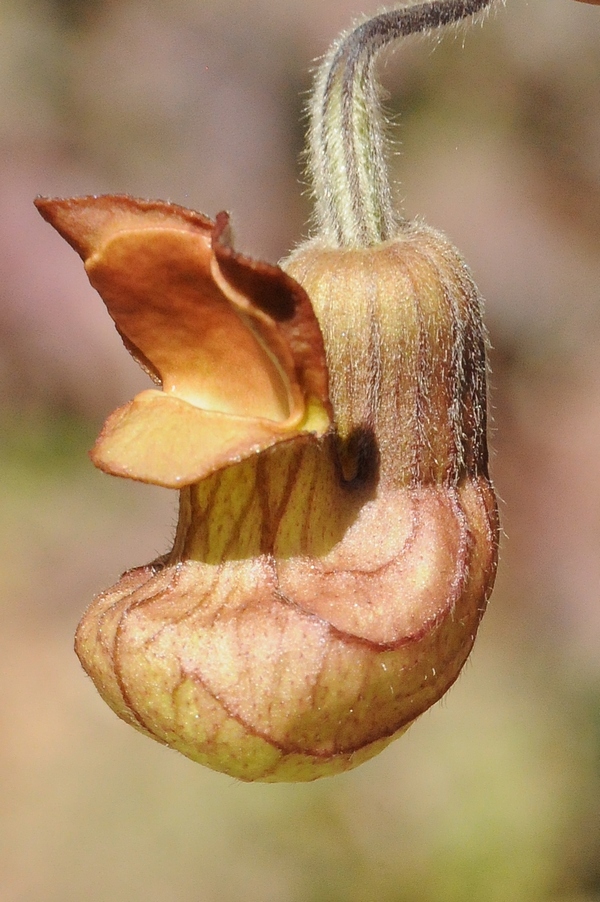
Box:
left=2, top=1, right=600, bottom=900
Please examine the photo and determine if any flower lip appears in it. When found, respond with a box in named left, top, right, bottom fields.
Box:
left=35, top=194, right=332, bottom=487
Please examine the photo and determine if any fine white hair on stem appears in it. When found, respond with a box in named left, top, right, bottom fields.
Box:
left=308, top=0, right=495, bottom=248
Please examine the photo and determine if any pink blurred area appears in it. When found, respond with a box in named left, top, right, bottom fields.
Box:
left=2, top=1, right=600, bottom=900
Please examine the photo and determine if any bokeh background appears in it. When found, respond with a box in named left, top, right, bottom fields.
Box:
left=2, top=0, right=600, bottom=899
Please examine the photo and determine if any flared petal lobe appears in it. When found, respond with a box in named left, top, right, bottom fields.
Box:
left=35, top=195, right=331, bottom=486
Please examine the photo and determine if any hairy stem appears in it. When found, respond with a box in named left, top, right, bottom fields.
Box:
left=308, top=0, right=494, bottom=248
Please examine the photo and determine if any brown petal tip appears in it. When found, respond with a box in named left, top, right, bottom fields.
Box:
left=34, top=194, right=214, bottom=260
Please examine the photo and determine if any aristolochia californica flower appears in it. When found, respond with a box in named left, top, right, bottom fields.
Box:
left=36, top=0, right=499, bottom=782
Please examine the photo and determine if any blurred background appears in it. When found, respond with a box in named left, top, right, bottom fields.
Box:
left=2, top=0, right=600, bottom=899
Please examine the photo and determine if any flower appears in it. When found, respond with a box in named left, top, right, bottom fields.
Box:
left=35, top=0, right=499, bottom=782
left=36, top=192, right=498, bottom=781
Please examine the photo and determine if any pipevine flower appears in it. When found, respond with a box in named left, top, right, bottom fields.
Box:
left=36, top=0, right=499, bottom=782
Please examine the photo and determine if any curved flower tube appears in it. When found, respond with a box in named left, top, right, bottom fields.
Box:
left=36, top=0, right=499, bottom=781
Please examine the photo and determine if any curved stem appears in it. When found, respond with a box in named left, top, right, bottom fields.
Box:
left=308, top=0, right=494, bottom=248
